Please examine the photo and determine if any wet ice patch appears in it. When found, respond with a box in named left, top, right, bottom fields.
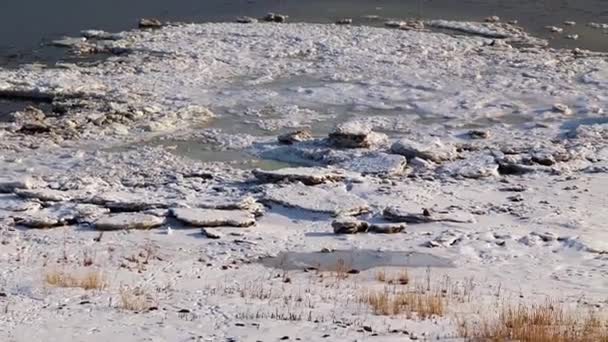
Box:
left=260, top=249, right=454, bottom=271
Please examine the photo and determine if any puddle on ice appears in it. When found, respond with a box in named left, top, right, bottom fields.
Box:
left=260, top=249, right=455, bottom=271
left=109, top=138, right=294, bottom=170
left=151, top=139, right=294, bottom=170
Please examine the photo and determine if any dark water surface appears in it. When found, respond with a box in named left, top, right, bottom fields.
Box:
left=0, top=0, right=607, bottom=65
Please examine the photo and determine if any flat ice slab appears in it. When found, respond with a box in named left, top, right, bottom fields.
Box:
left=94, top=213, right=165, bottom=230
left=262, top=183, right=370, bottom=216
left=252, top=167, right=349, bottom=185
left=171, top=208, right=256, bottom=227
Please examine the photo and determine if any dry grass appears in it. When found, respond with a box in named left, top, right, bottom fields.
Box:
left=375, top=269, right=410, bottom=285
left=360, top=286, right=445, bottom=319
left=236, top=308, right=324, bottom=323
left=375, top=269, right=387, bottom=282
left=119, top=286, right=152, bottom=312
left=82, top=249, right=94, bottom=267
left=395, top=269, right=410, bottom=285
left=330, top=258, right=351, bottom=280
left=45, top=269, right=107, bottom=290
left=457, top=301, right=608, bottom=342
left=121, top=241, right=161, bottom=273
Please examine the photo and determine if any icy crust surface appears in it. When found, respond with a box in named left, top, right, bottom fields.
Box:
left=0, top=22, right=608, bottom=341
left=0, top=22, right=607, bottom=142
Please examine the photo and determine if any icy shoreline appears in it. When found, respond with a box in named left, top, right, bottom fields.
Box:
left=1, top=21, right=607, bottom=341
